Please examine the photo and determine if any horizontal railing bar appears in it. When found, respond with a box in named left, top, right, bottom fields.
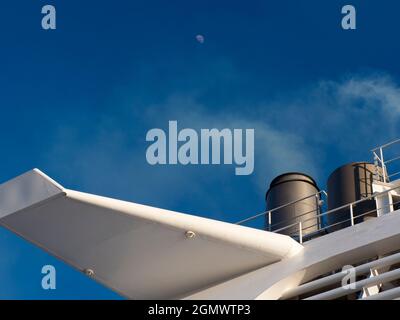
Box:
left=371, top=138, right=400, bottom=151
left=276, top=216, right=352, bottom=235
left=304, top=185, right=400, bottom=222
left=384, top=155, right=400, bottom=164
left=235, top=190, right=327, bottom=225
left=274, top=199, right=400, bottom=237
left=296, top=201, right=400, bottom=236
left=353, top=208, right=378, bottom=219
left=388, top=171, right=400, bottom=178
left=273, top=221, right=302, bottom=234
left=269, top=208, right=319, bottom=229
left=285, top=222, right=321, bottom=237
left=285, top=205, right=354, bottom=231
left=237, top=159, right=400, bottom=234
left=298, top=223, right=320, bottom=234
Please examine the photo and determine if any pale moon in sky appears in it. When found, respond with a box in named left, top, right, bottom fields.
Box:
left=196, top=34, right=205, bottom=44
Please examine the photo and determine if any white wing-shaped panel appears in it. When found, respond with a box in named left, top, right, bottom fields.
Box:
left=0, top=169, right=302, bottom=299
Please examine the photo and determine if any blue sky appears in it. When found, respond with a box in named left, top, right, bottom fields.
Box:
left=1, top=0, right=400, bottom=299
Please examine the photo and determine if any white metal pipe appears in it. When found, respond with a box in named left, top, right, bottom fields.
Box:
left=305, top=267, right=400, bottom=300
left=281, top=251, right=400, bottom=299
left=371, top=138, right=400, bottom=151
left=360, top=286, right=400, bottom=300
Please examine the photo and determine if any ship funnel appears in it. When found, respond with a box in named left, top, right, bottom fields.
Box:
left=265, top=172, right=321, bottom=237
left=326, top=162, right=377, bottom=231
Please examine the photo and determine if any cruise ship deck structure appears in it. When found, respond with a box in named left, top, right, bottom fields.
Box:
left=1, top=139, right=400, bottom=300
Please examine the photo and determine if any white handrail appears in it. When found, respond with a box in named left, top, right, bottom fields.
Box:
left=371, top=138, right=400, bottom=151
left=235, top=190, right=327, bottom=226
left=274, top=184, right=400, bottom=240
left=372, top=138, right=400, bottom=183
left=237, top=138, right=400, bottom=243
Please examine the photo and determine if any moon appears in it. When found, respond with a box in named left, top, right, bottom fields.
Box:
left=196, top=34, right=205, bottom=44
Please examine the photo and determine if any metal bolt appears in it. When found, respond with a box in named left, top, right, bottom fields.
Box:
left=84, top=269, right=95, bottom=277
left=185, top=231, right=196, bottom=239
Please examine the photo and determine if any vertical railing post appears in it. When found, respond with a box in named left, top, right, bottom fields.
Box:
left=350, top=203, right=354, bottom=226
left=380, top=147, right=386, bottom=183
left=299, top=221, right=303, bottom=244
left=373, top=152, right=379, bottom=182
left=375, top=193, right=380, bottom=218
left=315, top=193, right=321, bottom=230
left=268, top=211, right=272, bottom=231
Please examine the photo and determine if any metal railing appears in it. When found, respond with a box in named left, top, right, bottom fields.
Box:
left=235, top=190, right=328, bottom=230
left=236, top=138, right=400, bottom=245
left=276, top=184, right=400, bottom=244
left=236, top=184, right=400, bottom=244
left=372, top=138, right=400, bottom=183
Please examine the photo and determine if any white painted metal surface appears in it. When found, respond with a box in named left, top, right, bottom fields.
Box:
left=185, top=209, right=400, bottom=299
left=306, top=268, right=400, bottom=300
left=0, top=169, right=64, bottom=219
left=2, top=168, right=400, bottom=300
left=281, top=251, right=400, bottom=299
left=0, top=169, right=302, bottom=300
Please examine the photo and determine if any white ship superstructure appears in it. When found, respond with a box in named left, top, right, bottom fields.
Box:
left=1, top=139, right=400, bottom=300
